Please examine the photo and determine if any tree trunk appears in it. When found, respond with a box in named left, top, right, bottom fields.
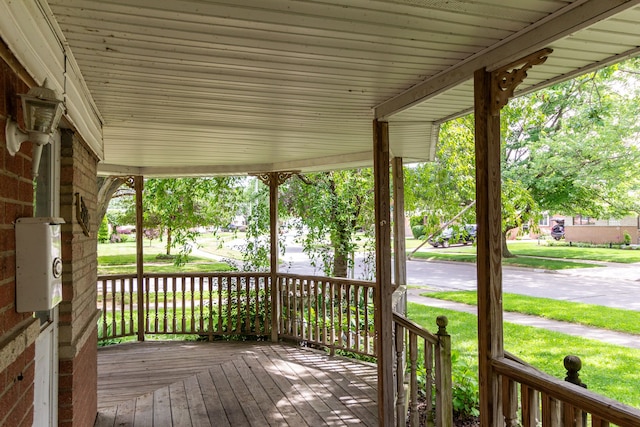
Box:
left=333, top=252, right=348, bottom=277
left=502, top=230, right=515, bottom=258
left=166, top=228, right=172, bottom=255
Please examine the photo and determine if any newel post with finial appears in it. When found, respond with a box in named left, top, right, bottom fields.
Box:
left=435, top=315, right=453, bottom=427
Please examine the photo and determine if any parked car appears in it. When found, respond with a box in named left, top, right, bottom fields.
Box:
left=429, top=224, right=477, bottom=248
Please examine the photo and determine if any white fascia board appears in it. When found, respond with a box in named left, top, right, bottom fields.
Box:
left=374, top=0, right=640, bottom=119
left=0, top=0, right=104, bottom=160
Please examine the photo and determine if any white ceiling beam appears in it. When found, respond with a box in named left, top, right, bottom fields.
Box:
left=374, top=0, right=640, bottom=119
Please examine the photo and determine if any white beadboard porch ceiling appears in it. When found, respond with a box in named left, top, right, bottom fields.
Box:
left=45, top=0, right=640, bottom=177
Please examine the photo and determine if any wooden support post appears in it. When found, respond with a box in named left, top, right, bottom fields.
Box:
left=392, top=157, right=407, bottom=308
left=474, top=48, right=552, bottom=427
left=268, top=173, right=279, bottom=343
left=435, top=316, right=453, bottom=427
left=135, top=175, right=145, bottom=342
left=474, top=67, right=504, bottom=426
left=373, top=119, right=394, bottom=426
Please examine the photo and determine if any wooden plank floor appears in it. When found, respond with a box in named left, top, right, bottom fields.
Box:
left=95, top=341, right=378, bottom=426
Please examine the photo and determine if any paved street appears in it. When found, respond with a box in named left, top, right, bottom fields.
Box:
left=277, top=240, right=640, bottom=312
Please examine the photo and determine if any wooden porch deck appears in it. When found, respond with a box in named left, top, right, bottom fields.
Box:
left=94, top=340, right=379, bottom=426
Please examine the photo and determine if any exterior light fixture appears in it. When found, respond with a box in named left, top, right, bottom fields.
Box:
left=5, top=79, right=64, bottom=177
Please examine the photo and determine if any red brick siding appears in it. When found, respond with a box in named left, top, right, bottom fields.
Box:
left=0, top=52, right=36, bottom=427
left=58, top=329, right=97, bottom=427
left=58, top=129, right=99, bottom=427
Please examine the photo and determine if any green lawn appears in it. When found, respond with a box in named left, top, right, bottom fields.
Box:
left=98, top=239, right=234, bottom=275
left=409, top=250, right=596, bottom=270
left=408, top=303, right=640, bottom=409
left=508, top=242, right=640, bottom=263
left=423, top=291, right=640, bottom=335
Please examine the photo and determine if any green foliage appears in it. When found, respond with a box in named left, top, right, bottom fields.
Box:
left=406, top=58, right=640, bottom=249
left=623, top=231, right=632, bottom=245
left=143, top=177, right=242, bottom=265
left=408, top=303, right=640, bottom=409
left=451, top=351, right=480, bottom=417
left=411, top=224, right=426, bottom=239
left=98, top=215, right=110, bottom=243
left=281, top=170, right=376, bottom=279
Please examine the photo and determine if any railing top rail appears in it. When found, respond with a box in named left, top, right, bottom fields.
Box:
left=392, top=311, right=439, bottom=344
left=277, top=273, right=375, bottom=288
left=143, top=271, right=271, bottom=279
left=493, top=357, right=640, bottom=427
left=97, top=274, right=137, bottom=281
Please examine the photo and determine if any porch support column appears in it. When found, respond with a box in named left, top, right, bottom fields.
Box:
left=373, top=119, right=394, bottom=426
left=268, top=173, right=279, bottom=342
left=392, top=157, right=407, bottom=313
left=257, top=172, right=295, bottom=342
left=474, top=48, right=551, bottom=427
left=134, top=176, right=145, bottom=342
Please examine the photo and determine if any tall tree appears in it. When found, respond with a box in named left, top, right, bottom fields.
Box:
left=143, top=177, right=241, bottom=261
left=281, top=170, right=375, bottom=278
left=406, top=59, right=640, bottom=257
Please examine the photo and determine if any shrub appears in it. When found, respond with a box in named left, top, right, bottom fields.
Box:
left=98, top=216, right=110, bottom=243
left=623, top=231, right=632, bottom=245
left=412, top=225, right=426, bottom=239
left=410, top=214, right=425, bottom=228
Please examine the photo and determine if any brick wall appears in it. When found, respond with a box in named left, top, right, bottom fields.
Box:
left=565, top=226, right=639, bottom=245
left=0, top=52, right=40, bottom=427
left=58, top=130, right=99, bottom=427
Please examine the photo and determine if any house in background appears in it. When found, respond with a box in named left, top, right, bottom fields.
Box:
left=535, top=214, right=640, bottom=244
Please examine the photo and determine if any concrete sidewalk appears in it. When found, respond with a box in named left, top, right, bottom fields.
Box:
left=408, top=288, right=640, bottom=349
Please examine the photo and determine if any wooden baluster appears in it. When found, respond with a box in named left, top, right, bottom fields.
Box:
left=153, top=277, right=159, bottom=333
left=207, top=276, right=213, bottom=341
left=542, top=394, right=562, bottom=427
left=564, top=355, right=587, bottom=427
left=502, top=377, right=518, bottom=427
left=521, top=385, right=539, bottom=427
left=254, top=276, right=260, bottom=335
left=314, top=279, right=320, bottom=344
left=354, top=285, right=361, bottom=352
left=330, top=281, right=336, bottom=355
left=101, top=279, right=108, bottom=339
left=321, top=281, right=327, bottom=347
left=190, top=277, right=196, bottom=333
left=395, top=323, right=406, bottom=427
left=171, top=277, right=177, bottom=333
left=337, top=282, right=343, bottom=349
left=225, top=276, right=232, bottom=333
left=591, top=416, right=609, bottom=427
left=128, top=276, right=134, bottom=335
left=435, top=315, right=452, bottom=427
left=245, top=275, right=251, bottom=333
left=425, top=341, right=433, bottom=426
left=198, top=276, right=202, bottom=334
left=217, top=276, right=223, bottom=333
left=345, top=284, right=353, bottom=350
left=181, top=276, right=186, bottom=332
left=111, top=279, right=117, bottom=335
left=409, top=332, right=418, bottom=427
left=364, top=286, right=371, bottom=355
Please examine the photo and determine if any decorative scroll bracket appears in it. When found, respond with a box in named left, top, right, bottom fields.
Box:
left=75, top=192, right=91, bottom=237
left=491, top=48, right=553, bottom=115
left=254, top=171, right=298, bottom=187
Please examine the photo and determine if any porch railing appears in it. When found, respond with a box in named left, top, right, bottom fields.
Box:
left=277, top=273, right=376, bottom=356
left=393, top=312, right=453, bottom=427
left=495, top=352, right=640, bottom=427
left=97, top=272, right=271, bottom=340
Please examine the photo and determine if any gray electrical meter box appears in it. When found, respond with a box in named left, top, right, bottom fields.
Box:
left=15, top=217, right=65, bottom=312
